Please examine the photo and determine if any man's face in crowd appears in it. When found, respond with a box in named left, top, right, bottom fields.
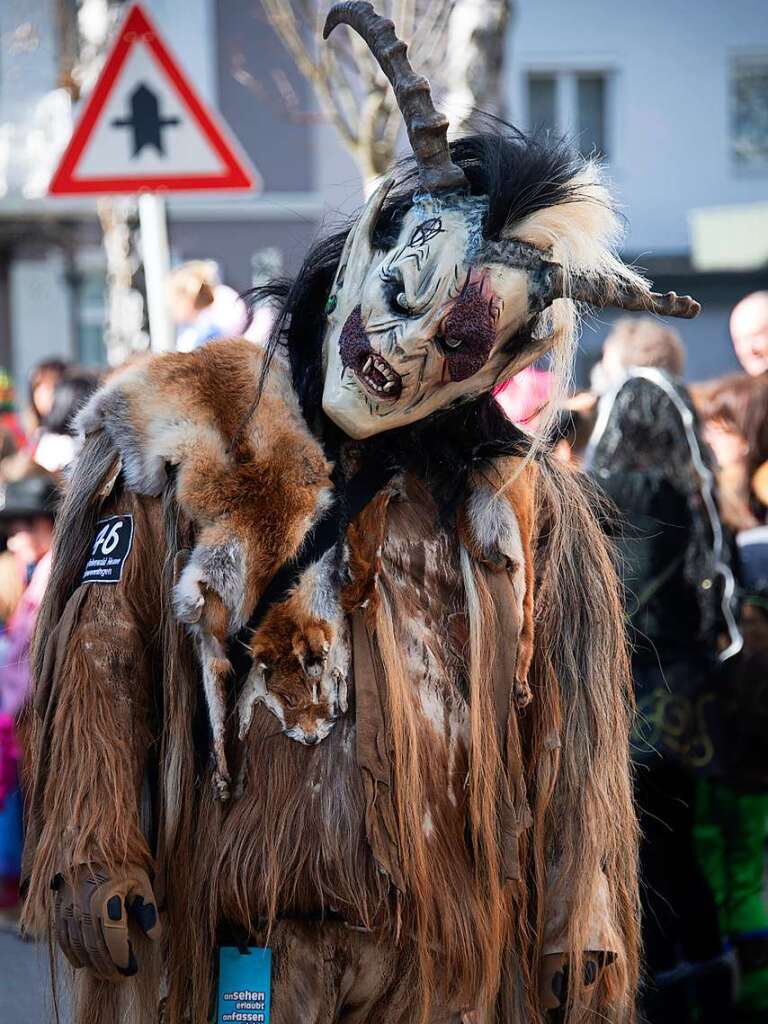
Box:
left=730, top=292, right=768, bottom=378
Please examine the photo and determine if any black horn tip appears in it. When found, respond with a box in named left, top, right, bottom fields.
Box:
left=324, top=1, right=374, bottom=39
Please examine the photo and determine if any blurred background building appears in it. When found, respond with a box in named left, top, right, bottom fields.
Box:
left=512, top=0, right=768, bottom=382
left=0, top=0, right=766, bottom=388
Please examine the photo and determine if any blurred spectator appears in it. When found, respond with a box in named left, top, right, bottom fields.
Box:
left=0, top=469, right=57, bottom=920
left=168, top=260, right=247, bottom=352
left=589, top=370, right=734, bottom=1024
left=591, top=316, right=685, bottom=393
left=25, top=357, right=67, bottom=437
left=550, top=404, right=594, bottom=466
left=730, top=291, right=768, bottom=378
left=694, top=373, right=768, bottom=530
left=0, top=370, right=26, bottom=458
left=693, top=365, right=768, bottom=1023
left=0, top=553, right=25, bottom=629
left=33, top=368, right=100, bottom=474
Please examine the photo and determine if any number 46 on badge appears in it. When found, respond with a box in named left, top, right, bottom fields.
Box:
left=81, top=514, right=134, bottom=585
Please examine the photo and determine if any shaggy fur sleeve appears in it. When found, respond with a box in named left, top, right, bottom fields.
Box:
left=525, top=458, right=640, bottom=1018
left=22, top=484, right=163, bottom=933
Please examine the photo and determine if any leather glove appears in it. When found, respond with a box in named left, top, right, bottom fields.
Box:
left=52, top=865, right=161, bottom=980
left=540, top=951, right=615, bottom=1015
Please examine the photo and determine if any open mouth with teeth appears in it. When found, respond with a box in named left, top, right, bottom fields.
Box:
left=338, top=305, right=403, bottom=402
left=354, top=350, right=402, bottom=400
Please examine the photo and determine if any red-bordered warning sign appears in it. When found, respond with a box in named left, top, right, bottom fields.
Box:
left=49, top=3, right=259, bottom=195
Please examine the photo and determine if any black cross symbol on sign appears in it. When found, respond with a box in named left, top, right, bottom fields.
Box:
left=111, top=83, right=180, bottom=157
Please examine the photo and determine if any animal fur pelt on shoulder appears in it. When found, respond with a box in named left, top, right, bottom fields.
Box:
left=76, top=338, right=336, bottom=796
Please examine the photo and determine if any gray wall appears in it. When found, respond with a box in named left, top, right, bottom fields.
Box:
left=168, top=217, right=319, bottom=294
left=214, top=0, right=315, bottom=194
left=512, top=0, right=768, bottom=382
left=510, top=0, right=768, bottom=255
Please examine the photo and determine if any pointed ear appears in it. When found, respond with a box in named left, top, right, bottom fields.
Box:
left=329, top=177, right=394, bottom=302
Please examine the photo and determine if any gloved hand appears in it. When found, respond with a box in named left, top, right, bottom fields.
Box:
left=52, top=864, right=161, bottom=979
left=539, top=951, right=615, bottom=1015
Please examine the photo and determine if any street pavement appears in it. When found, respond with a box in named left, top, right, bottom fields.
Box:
left=0, top=929, right=69, bottom=1023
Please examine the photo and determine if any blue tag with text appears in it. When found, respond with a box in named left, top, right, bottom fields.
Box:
left=217, top=946, right=271, bottom=1024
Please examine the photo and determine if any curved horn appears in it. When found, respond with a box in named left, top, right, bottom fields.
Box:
left=324, top=1, right=468, bottom=195
left=564, top=274, right=701, bottom=319
left=482, top=240, right=701, bottom=319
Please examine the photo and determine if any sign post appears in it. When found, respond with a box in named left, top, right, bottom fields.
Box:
left=138, top=193, right=174, bottom=352
left=48, top=2, right=260, bottom=352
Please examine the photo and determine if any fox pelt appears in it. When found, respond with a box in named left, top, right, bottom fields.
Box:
left=75, top=338, right=539, bottom=801
left=77, top=338, right=338, bottom=797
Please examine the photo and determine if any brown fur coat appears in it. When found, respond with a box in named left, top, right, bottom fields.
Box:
left=22, top=339, right=638, bottom=1024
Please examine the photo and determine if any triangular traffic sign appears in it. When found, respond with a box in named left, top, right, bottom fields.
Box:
left=49, top=3, right=259, bottom=195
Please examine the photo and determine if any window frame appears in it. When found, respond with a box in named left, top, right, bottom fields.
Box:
left=729, top=52, right=768, bottom=177
left=519, top=61, right=619, bottom=167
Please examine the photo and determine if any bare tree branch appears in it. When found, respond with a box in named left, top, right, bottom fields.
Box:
left=259, top=0, right=514, bottom=190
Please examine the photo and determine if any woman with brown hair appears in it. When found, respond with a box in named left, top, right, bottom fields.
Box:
left=694, top=372, right=768, bottom=531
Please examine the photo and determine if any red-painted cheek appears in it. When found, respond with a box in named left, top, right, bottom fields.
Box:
left=338, top=305, right=368, bottom=369
left=442, top=274, right=497, bottom=383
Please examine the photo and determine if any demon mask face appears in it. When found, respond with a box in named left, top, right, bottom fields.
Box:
left=322, top=2, right=700, bottom=440
left=322, top=189, right=540, bottom=437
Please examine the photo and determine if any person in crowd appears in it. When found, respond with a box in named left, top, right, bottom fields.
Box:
left=0, top=469, right=57, bottom=923
left=548, top=317, right=686, bottom=467
left=591, top=315, right=686, bottom=393
left=692, top=368, right=768, bottom=1023
left=730, top=291, right=768, bottom=379
left=587, top=369, right=737, bottom=1024
left=0, top=370, right=27, bottom=457
left=168, top=259, right=248, bottom=351
left=33, top=367, right=100, bottom=474
left=25, top=358, right=68, bottom=438
left=694, top=372, right=768, bottom=530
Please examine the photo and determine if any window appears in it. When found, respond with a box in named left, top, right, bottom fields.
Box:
left=731, top=58, right=768, bottom=170
left=577, top=75, right=607, bottom=158
left=70, top=249, right=108, bottom=367
left=527, top=74, right=557, bottom=134
left=526, top=70, right=611, bottom=159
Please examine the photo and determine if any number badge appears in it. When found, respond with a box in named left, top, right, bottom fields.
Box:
left=81, top=514, right=134, bottom=584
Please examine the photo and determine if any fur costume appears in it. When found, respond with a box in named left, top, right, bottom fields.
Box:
left=23, top=341, right=635, bottom=1023
left=21, top=4, right=702, bottom=1022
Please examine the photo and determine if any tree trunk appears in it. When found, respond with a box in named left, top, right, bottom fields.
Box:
left=444, top=0, right=513, bottom=134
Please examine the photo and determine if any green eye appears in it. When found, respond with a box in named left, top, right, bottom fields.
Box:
left=325, top=294, right=337, bottom=315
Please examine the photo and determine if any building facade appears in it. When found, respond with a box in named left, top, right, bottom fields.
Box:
left=511, top=0, right=768, bottom=381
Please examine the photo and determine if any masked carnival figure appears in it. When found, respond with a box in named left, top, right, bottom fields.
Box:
left=20, top=4, right=701, bottom=1022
